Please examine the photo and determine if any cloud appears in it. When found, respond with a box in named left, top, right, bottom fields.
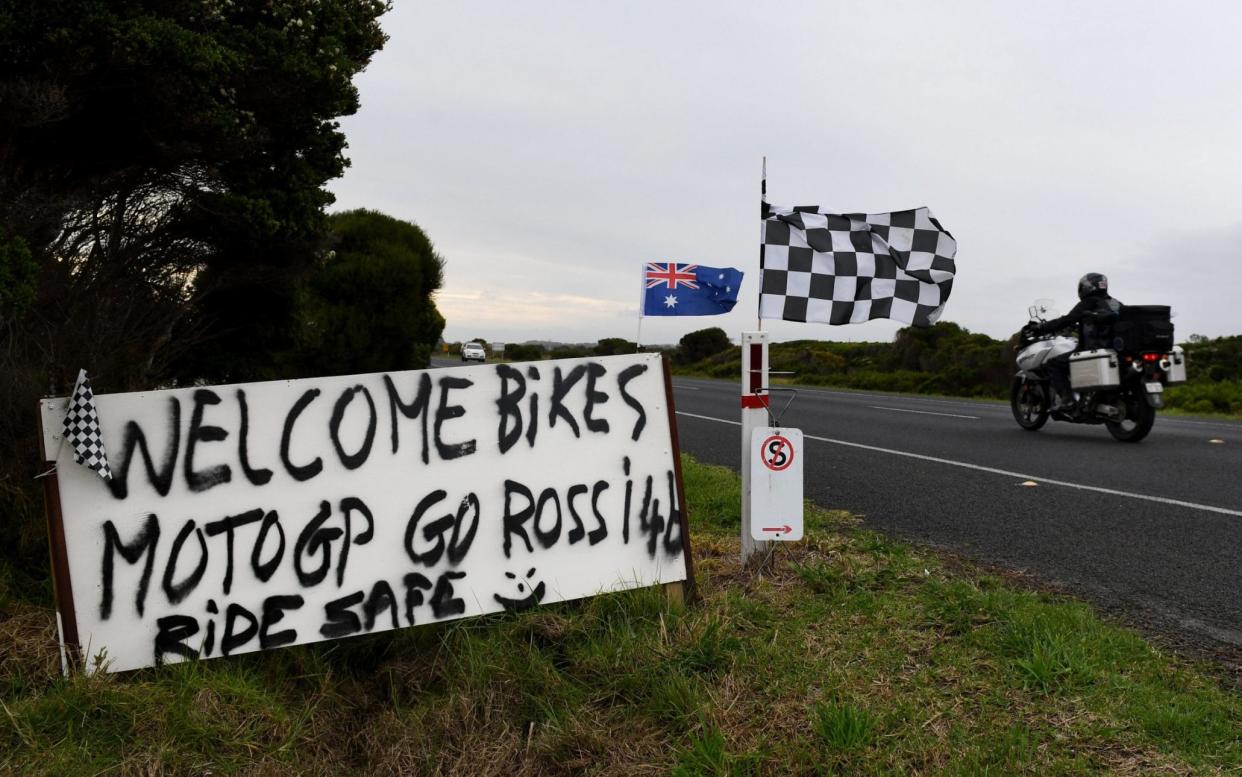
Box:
left=1120, top=222, right=1242, bottom=338
left=436, top=289, right=631, bottom=343
left=331, top=0, right=1242, bottom=345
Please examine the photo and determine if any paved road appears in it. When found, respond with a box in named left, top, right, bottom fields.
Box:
left=669, top=376, right=1242, bottom=649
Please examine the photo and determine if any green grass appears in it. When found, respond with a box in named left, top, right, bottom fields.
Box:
left=2, top=456, right=1242, bottom=774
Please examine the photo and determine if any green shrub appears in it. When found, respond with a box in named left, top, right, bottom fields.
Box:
left=504, top=343, right=545, bottom=362
left=1166, top=379, right=1242, bottom=415
left=676, top=327, right=732, bottom=365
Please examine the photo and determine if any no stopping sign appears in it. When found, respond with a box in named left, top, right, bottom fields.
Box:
left=759, top=434, right=795, bottom=472
left=749, top=427, right=803, bottom=541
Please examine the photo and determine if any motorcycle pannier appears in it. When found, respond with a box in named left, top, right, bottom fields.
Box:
left=1069, top=349, right=1120, bottom=390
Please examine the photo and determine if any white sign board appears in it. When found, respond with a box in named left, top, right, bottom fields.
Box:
left=748, top=427, right=803, bottom=541
left=40, top=354, right=687, bottom=673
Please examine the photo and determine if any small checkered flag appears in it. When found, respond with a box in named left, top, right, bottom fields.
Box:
left=62, top=369, right=111, bottom=481
left=759, top=203, right=957, bottom=326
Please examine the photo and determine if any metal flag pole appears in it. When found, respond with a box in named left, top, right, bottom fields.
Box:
left=636, top=263, right=646, bottom=350
left=739, top=157, right=772, bottom=566
left=758, top=157, right=766, bottom=333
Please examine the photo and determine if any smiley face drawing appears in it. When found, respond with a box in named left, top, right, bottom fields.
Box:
left=493, top=567, right=546, bottom=612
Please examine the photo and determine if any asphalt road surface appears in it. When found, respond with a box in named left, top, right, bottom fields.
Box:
left=669, top=375, right=1242, bottom=650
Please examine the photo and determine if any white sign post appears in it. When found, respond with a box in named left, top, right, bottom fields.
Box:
left=739, top=331, right=771, bottom=564
left=749, top=427, right=804, bottom=541
left=38, top=353, right=690, bottom=673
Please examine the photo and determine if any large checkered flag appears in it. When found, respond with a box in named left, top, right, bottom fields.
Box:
left=759, top=203, right=957, bottom=326
left=62, top=369, right=112, bottom=480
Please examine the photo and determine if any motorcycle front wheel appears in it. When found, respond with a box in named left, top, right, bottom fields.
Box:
left=1106, top=393, right=1156, bottom=442
left=1010, top=377, right=1049, bottom=431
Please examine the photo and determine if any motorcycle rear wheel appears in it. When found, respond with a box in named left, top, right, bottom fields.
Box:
left=1011, top=378, right=1049, bottom=431
left=1106, top=394, right=1156, bottom=442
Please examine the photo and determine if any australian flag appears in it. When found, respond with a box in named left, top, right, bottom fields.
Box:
left=642, top=263, right=744, bottom=316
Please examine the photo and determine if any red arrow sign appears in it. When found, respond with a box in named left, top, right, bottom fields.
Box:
left=762, top=525, right=793, bottom=534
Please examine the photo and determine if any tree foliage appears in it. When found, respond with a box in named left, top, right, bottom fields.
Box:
left=0, top=229, right=35, bottom=319
left=677, top=327, right=732, bottom=364
left=1180, top=334, right=1242, bottom=383
left=594, top=338, right=637, bottom=356
left=0, top=0, right=390, bottom=582
left=504, top=343, right=545, bottom=362
left=281, top=210, right=445, bottom=377
left=1, top=0, right=391, bottom=385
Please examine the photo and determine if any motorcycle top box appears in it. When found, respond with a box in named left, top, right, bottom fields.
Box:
left=1069, top=349, right=1120, bottom=390
left=1112, top=305, right=1174, bottom=352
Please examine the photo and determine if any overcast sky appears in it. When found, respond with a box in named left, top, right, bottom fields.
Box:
left=329, top=1, right=1242, bottom=346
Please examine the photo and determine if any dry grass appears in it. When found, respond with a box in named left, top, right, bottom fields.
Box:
left=0, top=601, right=60, bottom=697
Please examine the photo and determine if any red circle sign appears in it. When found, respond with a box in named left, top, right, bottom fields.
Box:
left=760, top=434, right=794, bottom=471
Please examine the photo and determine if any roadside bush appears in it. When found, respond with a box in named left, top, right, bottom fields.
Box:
left=504, top=343, right=545, bottom=362
left=550, top=344, right=593, bottom=359
left=1165, top=379, right=1241, bottom=415
left=594, top=338, right=637, bottom=356
left=1182, top=334, right=1242, bottom=382
left=676, top=327, right=732, bottom=365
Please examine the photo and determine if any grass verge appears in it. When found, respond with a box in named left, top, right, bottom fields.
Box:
left=2, top=456, right=1241, bottom=774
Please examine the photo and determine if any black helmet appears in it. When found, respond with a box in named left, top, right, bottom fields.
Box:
left=1078, top=272, right=1109, bottom=300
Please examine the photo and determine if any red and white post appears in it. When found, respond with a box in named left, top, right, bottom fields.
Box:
left=740, top=330, right=771, bottom=565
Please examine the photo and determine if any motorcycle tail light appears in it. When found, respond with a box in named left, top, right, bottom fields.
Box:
left=1142, top=352, right=1159, bottom=362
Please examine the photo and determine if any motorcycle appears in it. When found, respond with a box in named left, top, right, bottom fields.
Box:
left=1010, top=299, right=1186, bottom=442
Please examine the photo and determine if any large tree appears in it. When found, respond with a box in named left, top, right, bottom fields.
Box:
left=0, top=0, right=390, bottom=385
left=0, top=0, right=390, bottom=580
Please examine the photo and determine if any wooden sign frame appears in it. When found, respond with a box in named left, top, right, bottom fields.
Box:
left=39, top=353, right=696, bottom=672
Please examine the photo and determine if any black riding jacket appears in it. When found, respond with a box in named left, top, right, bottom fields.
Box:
left=1036, top=293, right=1123, bottom=350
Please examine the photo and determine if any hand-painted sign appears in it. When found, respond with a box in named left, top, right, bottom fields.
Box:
left=38, top=354, right=689, bottom=673
left=749, top=427, right=803, bottom=541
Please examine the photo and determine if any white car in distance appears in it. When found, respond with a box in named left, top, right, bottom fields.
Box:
left=461, top=342, right=486, bottom=362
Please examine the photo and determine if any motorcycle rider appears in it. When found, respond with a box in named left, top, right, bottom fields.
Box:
left=1025, top=273, right=1123, bottom=410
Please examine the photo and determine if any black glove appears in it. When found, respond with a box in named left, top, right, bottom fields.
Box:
left=1021, top=324, right=1041, bottom=340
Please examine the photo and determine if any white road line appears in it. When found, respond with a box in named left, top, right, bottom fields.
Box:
left=671, top=384, right=701, bottom=391
left=870, top=405, right=980, bottom=420
left=674, top=411, right=1242, bottom=518
left=676, top=411, right=739, bottom=427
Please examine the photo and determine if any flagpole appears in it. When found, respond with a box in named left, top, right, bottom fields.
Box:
left=758, top=156, right=766, bottom=332
left=636, top=262, right=646, bottom=350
